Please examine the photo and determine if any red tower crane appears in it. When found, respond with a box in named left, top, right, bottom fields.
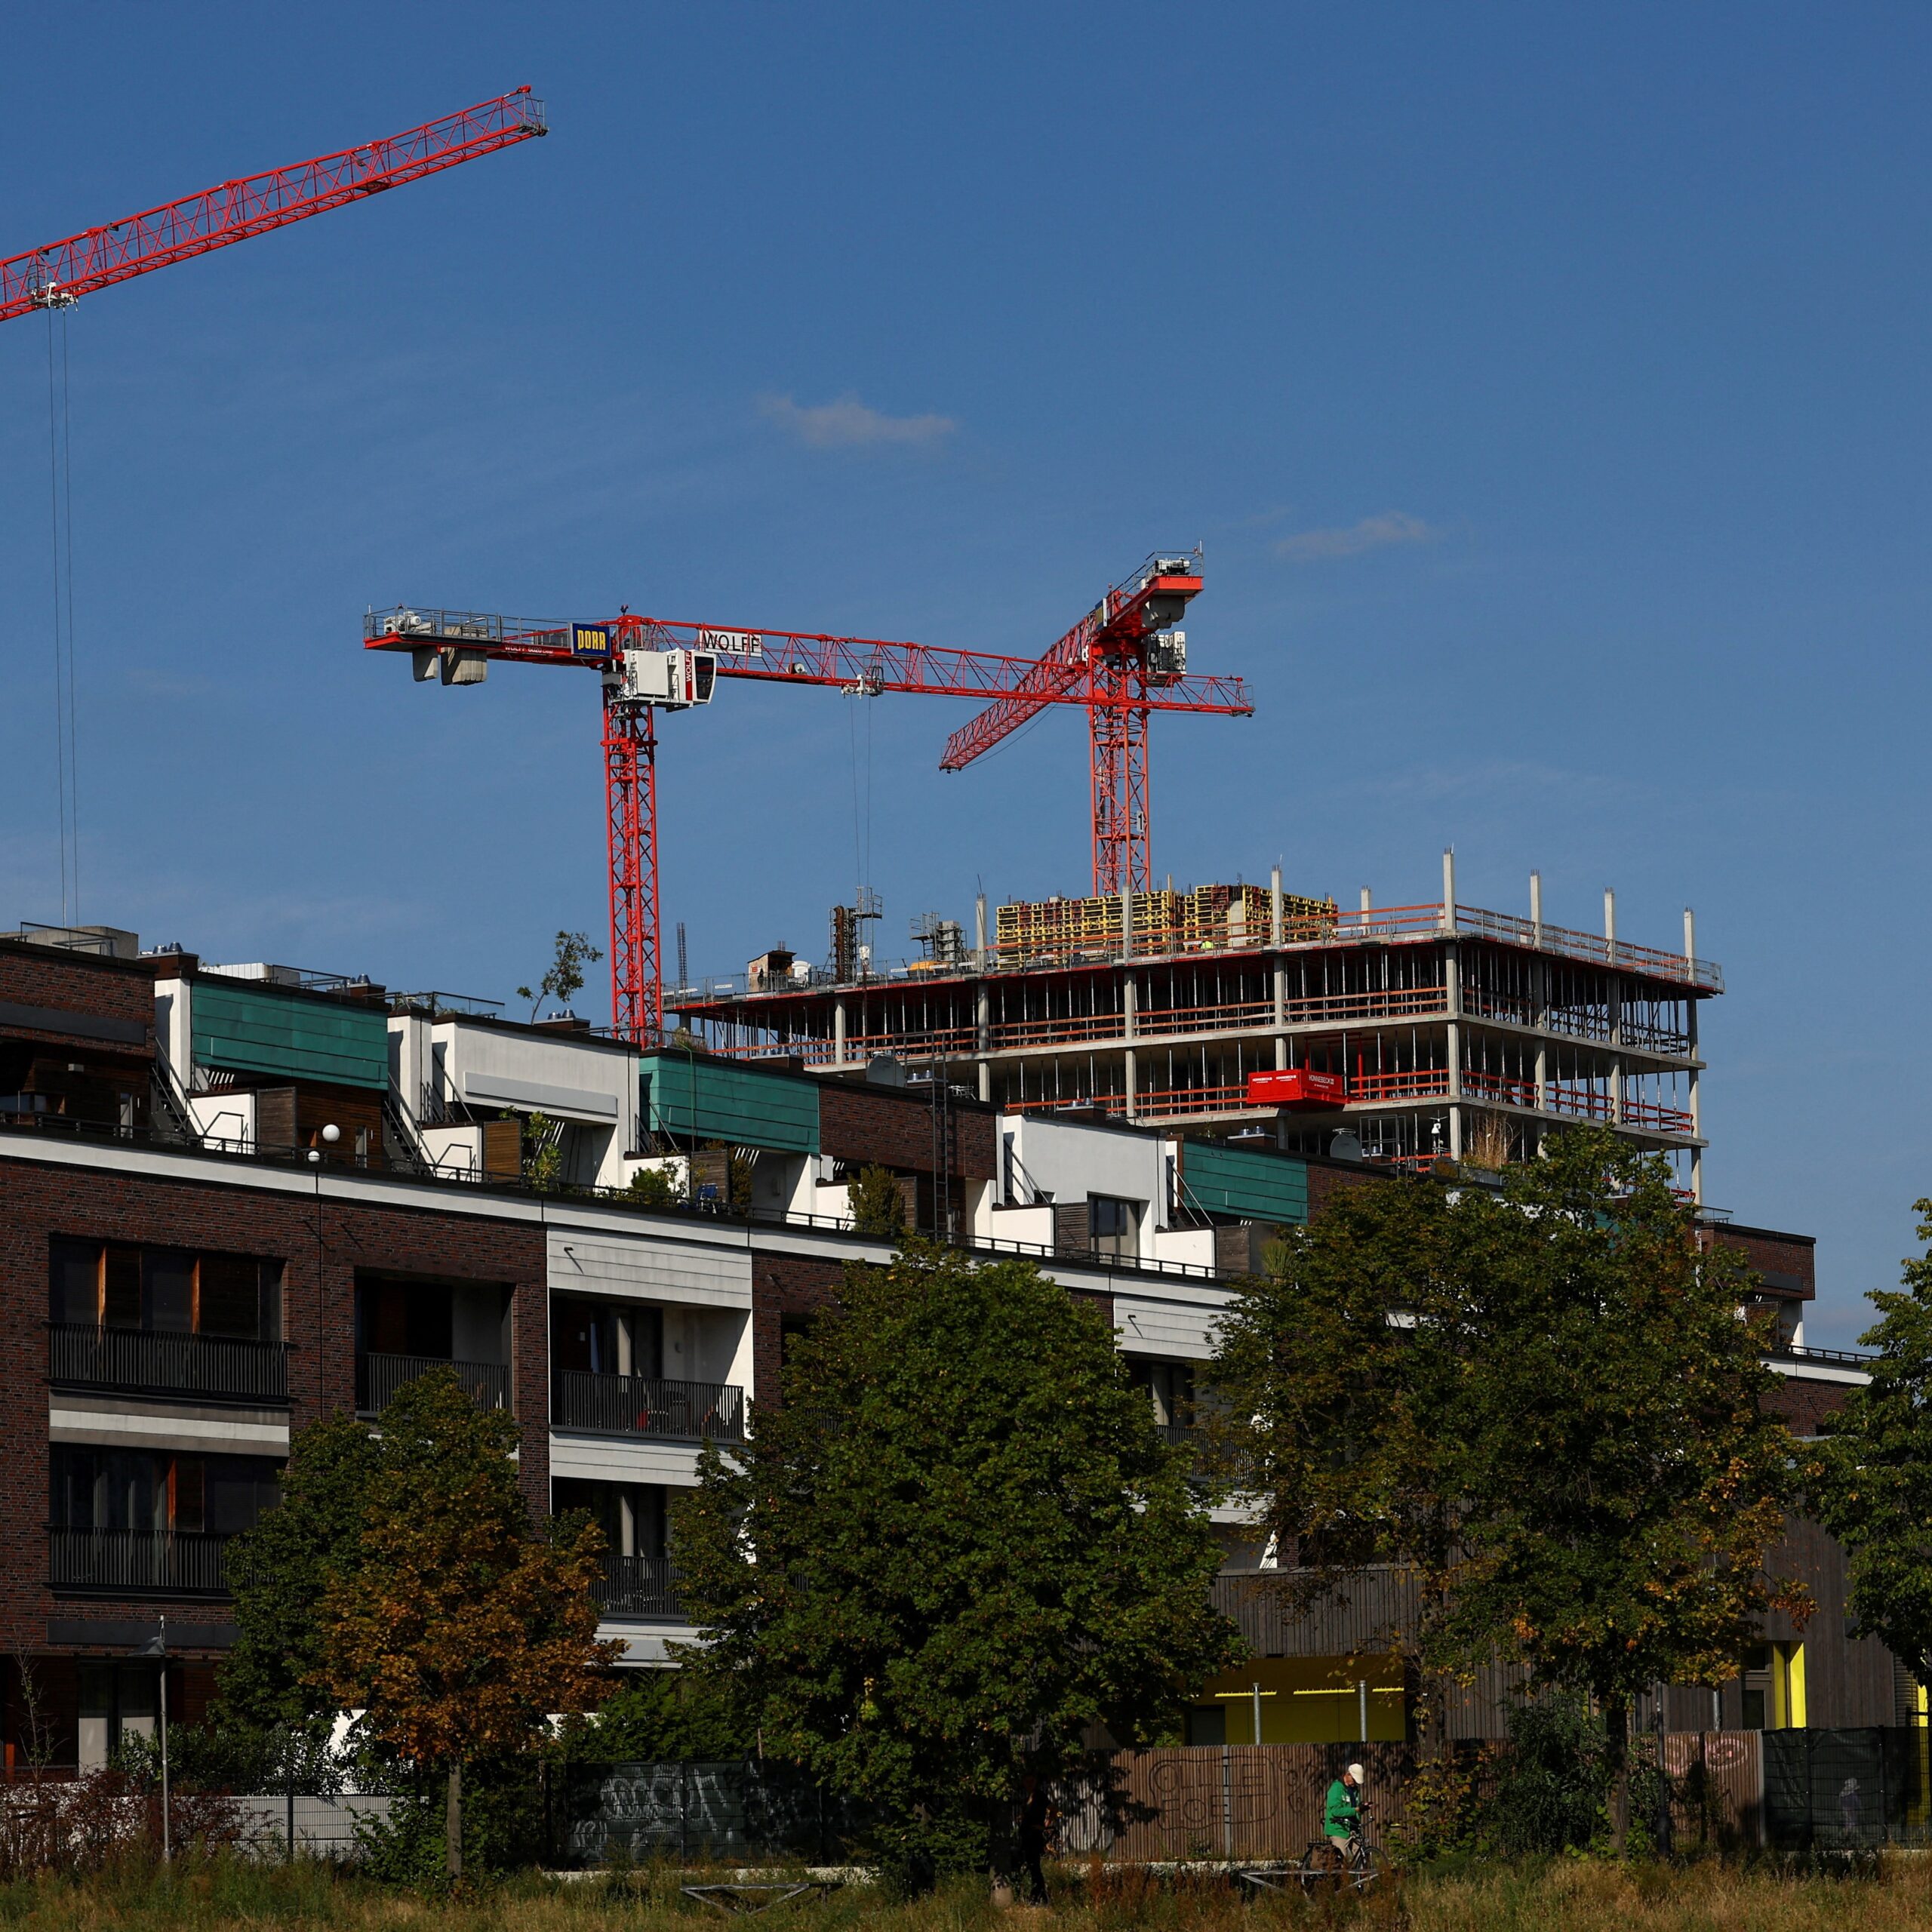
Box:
left=363, top=596, right=1251, bottom=1042
left=0, top=88, right=545, bottom=322
left=940, top=550, right=1220, bottom=896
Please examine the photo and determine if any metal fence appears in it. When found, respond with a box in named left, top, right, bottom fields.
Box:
left=552, top=1371, right=745, bottom=1441
left=552, top=1735, right=1932, bottom=1869
left=556, top=1762, right=860, bottom=1866
left=1761, top=1728, right=1932, bottom=1850
left=595, top=1555, right=685, bottom=1618
left=232, top=1791, right=395, bottom=1859
left=355, top=1352, right=509, bottom=1414
left=48, top=1527, right=234, bottom=1595
left=48, top=1324, right=289, bottom=1403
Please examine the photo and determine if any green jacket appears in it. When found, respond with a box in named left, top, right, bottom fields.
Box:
left=1323, top=1777, right=1360, bottom=1838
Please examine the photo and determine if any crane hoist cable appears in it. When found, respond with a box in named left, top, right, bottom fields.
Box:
left=44, top=300, right=79, bottom=925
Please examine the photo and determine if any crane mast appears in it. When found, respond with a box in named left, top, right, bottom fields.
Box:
left=940, top=552, right=1213, bottom=894
left=365, top=599, right=1251, bottom=1041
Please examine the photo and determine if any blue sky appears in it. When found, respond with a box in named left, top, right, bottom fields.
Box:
left=1, top=5, right=1926, bottom=1341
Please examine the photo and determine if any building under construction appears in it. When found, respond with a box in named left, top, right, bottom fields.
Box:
left=674, top=851, right=1718, bottom=1200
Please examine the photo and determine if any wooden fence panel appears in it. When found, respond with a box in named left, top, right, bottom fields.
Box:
left=1661, top=1731, right=1763, bottom=1851
left=1063, top=1745, right=1417, bottom=1862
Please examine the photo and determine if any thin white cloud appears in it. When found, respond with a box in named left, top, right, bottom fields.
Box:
left=1274, top=510, right=1441, bottom=562
left=758, top=392, right=957, bottom=450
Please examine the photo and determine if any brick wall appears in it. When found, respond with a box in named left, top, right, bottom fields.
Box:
left=1763, top=1373, right=1853, bottom=1438
left=0, top=943, right=157, bottom=1057
left=1303, top=1158, right=1398, bottom=1220
left=0, top=1153, right=547, bottom=1659
left=817, top=1081, right=995, bottom=1179
left=1711, top=1224, right=1817, bottom=1300
left=749, top=1254, right=845, bottom=1403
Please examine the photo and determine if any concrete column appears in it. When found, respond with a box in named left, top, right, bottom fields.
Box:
left=1600, top=887, right=1622, bottom=1124
left=1685, top=906, right=1703, bottom=1204
left=1531, top=870, right=1549, bottom=1115
left=1124, top=1048, right=1137, bottom=1120
left=1607, top=977, right=1623, bottom=1128
left=975, top=893, right=988, bottom=971
left=1271, top=863, right=1288, bottom=1039
left=1445, top=934, right=1463, bottom=1161
left=834, top=996, right=847, bottom=1066
left=1441, top=848, right=1457, bottom=933
left=1124, top=971, right=1138, bottom=1043
left=1121, top=888, right=1134, bottom=962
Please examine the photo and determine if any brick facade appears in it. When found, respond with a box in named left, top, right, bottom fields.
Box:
left=818, top=1081, right=995, bottom=1179
left=749, top=1253, right=846, bottom=1403
left=1710, top=1223, right=1817, bottom=1301
left=0, top=942, right=158, bottom=1057
left=0, top=1152, right=546, bottom=1660
left=1763, top=1371, right=1854, bottom=1438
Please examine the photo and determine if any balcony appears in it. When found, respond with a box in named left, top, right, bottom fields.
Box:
left=551, top=1370, right=746, bottom=1442
left=49, top=1527, right=235, bottom=1597
left=48, top=1324, right=291, bottom=1405
left=355, top=1352, right=510, bottom=1415
left=595, top=1553, right=685, bottom=1618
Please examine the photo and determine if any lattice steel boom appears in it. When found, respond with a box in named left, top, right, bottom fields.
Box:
left=0, top=89, right=546, bottom=322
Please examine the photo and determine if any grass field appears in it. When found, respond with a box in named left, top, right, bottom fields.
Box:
left=2, top=1857, right=1930, bottom=1932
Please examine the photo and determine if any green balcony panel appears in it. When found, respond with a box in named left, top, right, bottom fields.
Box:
left=1178, top=1140, right=1309, bottom=1225
left=640, top=1054, right=819, bottom=1155
left=191, top=981, right=389, bottom=1091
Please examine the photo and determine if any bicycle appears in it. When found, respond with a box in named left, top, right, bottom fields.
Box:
left=1300, top=1829, right=1381, bottom=1894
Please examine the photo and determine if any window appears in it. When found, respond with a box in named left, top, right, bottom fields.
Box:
left=50, top=1447, right=279, bottom=1535
left=49, top=1238, right=283, bottom=1342
left=1088, top=1195, right=1142, bottom=1260
left=552, top=1300, right=662, bottom=1378
left=355, top=1279, right=453, bottom=1359
left=552, top=1479, right=665, bottom=1558
left=1130, top=1360, right=1195, bottom=1435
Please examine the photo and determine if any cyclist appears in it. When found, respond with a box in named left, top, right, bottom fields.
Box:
left=1323, top=1761, right=1365, bottom=1862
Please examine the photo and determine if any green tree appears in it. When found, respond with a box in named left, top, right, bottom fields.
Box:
left=521, top=1110, right=565, bottom=1193
left=1210, top=1127, right=1803, bottom=1843
left=221, top=1413, right=383, bottom=1741
left=517, top=929, right=602, bottom=1022
left=624, top=1162, right=687, bottom=1211
left=848, top=1161, right=907, bottom=1239
left=315, top=1370, right=619, bottom=1879
left=672, top=1242, right=1239, bottom=1887
left=1814, top=1200, right=1932, bottom=1703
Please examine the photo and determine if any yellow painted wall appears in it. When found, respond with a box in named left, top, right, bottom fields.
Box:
left=1769, top=1642, right=1807, bottom=1731
left=1196, top=1656, right=1405, bottom=1745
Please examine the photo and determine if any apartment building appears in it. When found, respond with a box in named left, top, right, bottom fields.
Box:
left=0, top=924, right=1872, bottom=1768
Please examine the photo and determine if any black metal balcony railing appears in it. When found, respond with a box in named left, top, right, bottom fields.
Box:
left=595, top=1553, right=685, bottom=1618
left=49, top=1527, right=235, bottom=1597
left=48, top=1323, right=291, bottom=1404
left=551, top=1369, right=746, bottom=1441
left=355, top=1352, right=511, bottom=1415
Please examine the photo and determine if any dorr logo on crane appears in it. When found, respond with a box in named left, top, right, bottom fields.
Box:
left=695, top=629, right=762, bottom=657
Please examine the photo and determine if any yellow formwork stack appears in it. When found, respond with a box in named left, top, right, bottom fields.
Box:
left=995, top=883, right=1337, bottom=958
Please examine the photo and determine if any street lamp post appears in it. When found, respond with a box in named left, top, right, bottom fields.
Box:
left=138, top=1617, right=169, bottom=1861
